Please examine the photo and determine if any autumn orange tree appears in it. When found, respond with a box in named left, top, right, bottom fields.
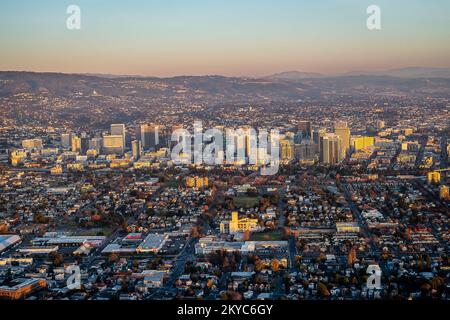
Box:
left=347, top=246, right=357, bottom=266
left=271, top=259, right=280, bottom=272
left=317, top=282, right=330, bottom=298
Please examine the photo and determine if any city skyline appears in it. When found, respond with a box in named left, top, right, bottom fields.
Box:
left=1, top=0, right=450, bottom=77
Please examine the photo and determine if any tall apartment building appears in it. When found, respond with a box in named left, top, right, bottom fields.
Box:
left=111, top=124, right=126, bottom=149
left=320, top=133, right=343, bottom=165
left=334, top=121, right=350, bottom=158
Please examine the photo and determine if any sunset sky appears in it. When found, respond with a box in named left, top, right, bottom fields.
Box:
left=1, top=0, right=450, bottom=77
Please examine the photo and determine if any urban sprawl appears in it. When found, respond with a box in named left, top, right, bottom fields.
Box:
left=0, top=78, right=449, bottom=301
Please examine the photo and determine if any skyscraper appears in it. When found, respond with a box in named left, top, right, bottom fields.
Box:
left=132, top=140, right=142, bottom=160
left=280, top=138, right=294, bottom=161
left=71, top=136, right=81, bottom=153
left=111, top=124, right=126, bottom=149
left=334, top=121, right=350, bottom=158
left=103, top=135, right=125, bottom=154
left=320, top=133, right=342, bottom=165
left=298, top=139, right=315, bottom=162
left=157, top=126, right=169, bottom=148
left=139, top=124, right=159, bottom=150
left=313, top=128, right=327, bottom=154
left=61, top=133, right=72, bottom=149
left=298, top=121, right=312, bottom=139
left=80, top=137, right=90, bottom=155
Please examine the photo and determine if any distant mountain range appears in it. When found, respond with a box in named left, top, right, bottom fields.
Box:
left=1, top=69, right=450, bottom=101
left=1, top=70, right=450, bottom=129
left=262, top=71, right=324, bottom=80
left=264, top=67, right=450, bottom=81
left=346, top=67, right=450, bottom=78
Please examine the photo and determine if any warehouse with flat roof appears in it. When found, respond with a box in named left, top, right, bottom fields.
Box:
left=0, top=235, right=21, bottom=253
left=136, top=233, right=168, bottom=253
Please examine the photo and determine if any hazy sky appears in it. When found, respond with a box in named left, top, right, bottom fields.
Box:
left=1, top=0, right=450, bottom=77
